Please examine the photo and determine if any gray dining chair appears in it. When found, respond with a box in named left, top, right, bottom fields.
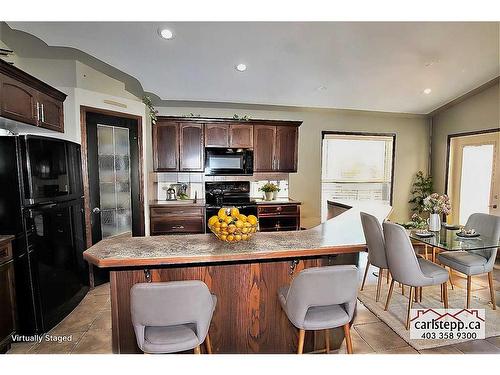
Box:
left=130, top=280, right=217, bottom=354
left=437, top=213, right=499, bottom=310
left=278, top=265, right=358, bottom=354
left=360, top=212, right=391, bottom=302
left=383, top=222, right=449, bottom=329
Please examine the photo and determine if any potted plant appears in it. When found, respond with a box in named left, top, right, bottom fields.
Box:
left=260, top=182, right=279, bottom=201
left=423, top=193, right=451, bottom=231
left=408, top=171, right=433, bottom=214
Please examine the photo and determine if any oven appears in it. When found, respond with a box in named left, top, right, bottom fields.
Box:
left=205, top=148, right=253, bottom=176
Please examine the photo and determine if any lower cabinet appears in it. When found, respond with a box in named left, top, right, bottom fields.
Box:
left=150, top=206, right=205, bottom=235
left=257, top=203, right=301, bottom=232
left=0, top=238, right=16, bottom=353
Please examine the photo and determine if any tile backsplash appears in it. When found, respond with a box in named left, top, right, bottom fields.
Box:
left=153, top=172, right=290, bottom=201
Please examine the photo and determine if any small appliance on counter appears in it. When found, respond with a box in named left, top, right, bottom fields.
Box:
left=166, top=187, right=177, bottom=201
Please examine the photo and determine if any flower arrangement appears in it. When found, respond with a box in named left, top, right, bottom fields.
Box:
left=409, top=171, right=433, bottom=214
left=423, top=193, right=451, bottom=215
left=259, top=182, right=280, bottom=193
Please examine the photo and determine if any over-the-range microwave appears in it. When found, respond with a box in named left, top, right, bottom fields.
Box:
left=204, top=148, right=253, bottom=176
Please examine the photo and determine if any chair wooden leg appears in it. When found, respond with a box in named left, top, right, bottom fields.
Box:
left=443, top=282, right=449, bottom=308
left=488, top=272, right=496, bottom=310
left=424, top=245, right=429, bottom=260
left=467, top=276, right=472, bottom=309
left=448, top=267, right=455, bottom=290
left=343, top=324, right=353, bottom=354
left=360, top=262, right=370, bottom=291
left=419, top=287, right=423, bottom=302
left=297, top=329, right=305, bottom=354
left=324, top=329, right=330, bottom=353
left=194, top=345, right=201, bottom=354
left=387, top=270, right=390, bottom=284
left=376, top=267, right=383, bottom=302
left=440, top=283, right=443, bottom=302
left=406, top=287, right=414, bottom=330
left=205, top=333, right=213, bottom=354
left=432, top=247, right=436, bottom=263
left=414, top=287, right=419, bottom=303
left=385, top=279, right=395, bottom=311
left=401, top=284, right=405, bottom=296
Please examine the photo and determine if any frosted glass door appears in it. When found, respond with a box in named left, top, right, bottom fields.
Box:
left=97, top=125, right=132, bottom=237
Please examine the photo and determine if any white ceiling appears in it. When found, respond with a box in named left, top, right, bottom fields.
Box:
left=7, top=22, right=500, bottom=114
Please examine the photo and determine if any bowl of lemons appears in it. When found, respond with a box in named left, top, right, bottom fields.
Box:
left=207, top=207, right=258, bottom=242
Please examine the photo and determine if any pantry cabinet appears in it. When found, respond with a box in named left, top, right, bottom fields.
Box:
left=254, top=124, right=299, bottom=172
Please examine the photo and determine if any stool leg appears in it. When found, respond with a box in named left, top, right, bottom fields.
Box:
left=401, top=284, right=405, bottom=296
left=360, top=262, right=370, bottom=291
left=467, top=276, right=472, bottom=309
left=194, top=345, right=201, bottom=354
left=385, top=279, right=395, bottom=311
left=376, top=267, right=383, bottom=302
left=342, top=324, right=353, bottom=354
left=443, top=282, right=449, bottom=309
left=324, top=329, right=330, bottom=353
left=297, top=329, right=305, bottom=354
left=488, top=272, right=496, bottom=310
left=387, top=270, right=390, bottom=284
left=424, top=245, right=428, bottom=260
left=406, top=287, right=414, bottom=330
left=205, top=333, right=213, bottom=354
left=448, top=267, right=455, bottom=290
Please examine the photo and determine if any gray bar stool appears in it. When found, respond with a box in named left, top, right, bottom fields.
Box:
left=437, top=213, right=499, bottom=310
left=383, top=222, right=449, bottom=329
left=130, top=280, right=217, bottom=354
left=278, top=265, right=359, bottom=354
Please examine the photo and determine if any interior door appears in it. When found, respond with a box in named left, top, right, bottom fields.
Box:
left=448, top=131, right=500, bottom=224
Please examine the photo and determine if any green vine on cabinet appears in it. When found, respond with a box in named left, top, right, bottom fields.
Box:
left=142, top=96, right=158, bottom=124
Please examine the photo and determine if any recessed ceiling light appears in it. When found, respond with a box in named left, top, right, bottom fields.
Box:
left=423, top=88, right=432, bottom=95
left=235, top=63, right=247, bottom=72
left=159, top=29, right=174, bottom=40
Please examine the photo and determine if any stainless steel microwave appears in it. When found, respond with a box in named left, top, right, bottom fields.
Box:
left=205, top=148, right=253, bottom=176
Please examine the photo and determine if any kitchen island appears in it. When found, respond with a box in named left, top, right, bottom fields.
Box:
left=84, top=204, right=392, bottom=354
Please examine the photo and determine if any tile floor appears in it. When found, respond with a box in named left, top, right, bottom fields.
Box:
left=7, top=258, right=500, bottom=354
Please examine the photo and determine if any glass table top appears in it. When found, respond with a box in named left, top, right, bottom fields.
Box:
left=409, top=228, right=499, bottom=252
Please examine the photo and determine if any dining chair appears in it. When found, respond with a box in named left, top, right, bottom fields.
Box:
left=383, top=222, right=450, bottom=329
left=130, top=280, right=217, bottom=354
left=360, top=212, right=391, bottom=302
left=278, top=265, right=358, bottom=354
left=437, top=213, right=499, bottom=310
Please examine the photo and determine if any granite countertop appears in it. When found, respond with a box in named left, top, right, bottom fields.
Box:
left=84, top=204, right=392, bottom=268
left=252, top=198, right=301, bottom=205
left=149, top=199, right=206, bottom=207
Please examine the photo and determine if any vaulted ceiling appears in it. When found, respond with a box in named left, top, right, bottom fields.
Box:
left=7, top=22, right=500, bottom=114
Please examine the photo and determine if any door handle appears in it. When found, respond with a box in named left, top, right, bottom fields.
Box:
left=92, top=207, right=101, bottom=214
left=489, top=204, right=498, bottom=209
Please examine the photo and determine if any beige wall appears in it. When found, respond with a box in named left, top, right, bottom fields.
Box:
left=431, top=82, right=500, bottom=195
left=155, top=106, right=429, bottom=226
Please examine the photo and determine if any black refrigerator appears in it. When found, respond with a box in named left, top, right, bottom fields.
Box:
left=0, top=135, right=89, bottom=334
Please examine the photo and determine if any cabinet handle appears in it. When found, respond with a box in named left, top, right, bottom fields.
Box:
left=41, top=104, right=45, bottom=122
left=172, top=225, right=185, bottom=229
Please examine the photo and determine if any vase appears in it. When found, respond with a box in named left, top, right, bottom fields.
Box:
left=264, top=191, right=273, bottom=201
left=272, top=191, right=278, bottom=200
left=427, top=213, right=441, bottom=232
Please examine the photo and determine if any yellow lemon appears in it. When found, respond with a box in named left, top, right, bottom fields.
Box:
left=214, top=221, right=221, bottom=228
left=220, top=234, right=227, bottom=241
left=241, top=234, right=248, bottom=240
left=227, top=235, right=234, bottom=242
left=228, top=225, right=236, bottom=233
left=235, top=220, right=244, bottom=228
left=238, top=214, right=247, bottom=222
left=208, top=215, right=219, bottom=226
left=241, top=227, right=249, bottom=234
left=221, top=222, right=228, bottom=228
left=218, top=208, right=228, bottom=219
left=230, top=207, right=240, bottom=217
left=214, top=227, right=221, bottom=233
left=234, top=234, right=242, bottom=241
left=247, top=215, right=258, bottom=225
left=244, top=222, right=252, bottom=228
left=224, top=216, right=233, bottom=224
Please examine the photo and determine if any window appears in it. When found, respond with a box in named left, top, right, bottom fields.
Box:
left=321, top=132, right=395, bottom=221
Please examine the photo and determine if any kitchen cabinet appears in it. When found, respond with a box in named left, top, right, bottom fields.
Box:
left=179, top=123, right=204, bottom=171
left=205, top=123, right=253, bottom=148
left=254, top=125, right=298, bottom=172
left=205, top=124, right=229, bottom=147
left=153, top=120, right=179, bottom=171
left=150, top=205, right=205, bottom=235
left=257, top=203, right=301, bottom=232
left=0, top=236, right=16, bottom=353
left=0, top=59, right=66, bottom=132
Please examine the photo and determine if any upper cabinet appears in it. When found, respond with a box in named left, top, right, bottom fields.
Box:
left=152, top=120, right=205, bottom=172
left=205, top=123, right=253, bottom=148
left=0, top=59, right=66, bottom=133
left=153, top=117, right=300, bottom=173
left=254, top=124, right=299, bottom=173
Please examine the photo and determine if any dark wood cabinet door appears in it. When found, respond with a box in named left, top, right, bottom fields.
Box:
left=37, top=92, right=64, bottom=132
left=253, top=125, right=276, bottom=172
left=153, top=121, right=179, bottom=171
left=275, top=126, right=298, bottom=172
left=230, top=124, right=253, bottom=148
left=0, top=254, right=16, bottom=351
left=179, top=123, right=204, bottom=171
left=205, top=124, right=229, bottom=147
left=0, top=73, right=37, bottom=125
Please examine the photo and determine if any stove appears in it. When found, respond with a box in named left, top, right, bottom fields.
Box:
left=205, top=181, right=257, bottom=231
